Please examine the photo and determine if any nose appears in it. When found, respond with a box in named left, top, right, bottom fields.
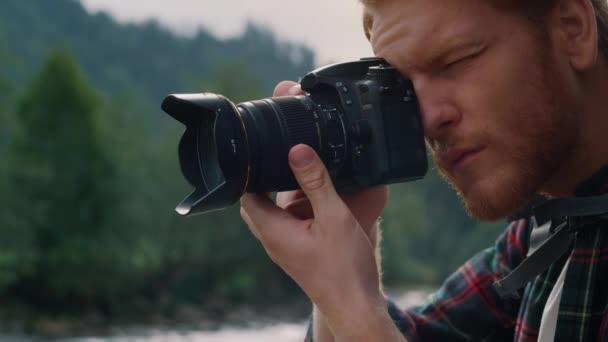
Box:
left=414, top=80, right=462, bottom=141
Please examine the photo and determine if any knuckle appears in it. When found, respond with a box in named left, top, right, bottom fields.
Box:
left=260, top=231, right=282, bottom=253
left=240, top=206, right=251, bottom=224
left=300, top=169, right=326, bottom=191
left=263, top=235, right=278, bottom=250
left=336, top=210, right=355, bottom=227
left=340, top=209, right=353, bottom=221
left=273, top=80, right=297, bottom=97
left=275, top=192, right=288, bottom=208
left=265, top=249, right=282, bottom=266
left=266, top=249, right=293, bottom=269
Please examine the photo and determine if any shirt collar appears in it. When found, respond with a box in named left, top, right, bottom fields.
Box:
left=574, top=163, right=608, bottom=196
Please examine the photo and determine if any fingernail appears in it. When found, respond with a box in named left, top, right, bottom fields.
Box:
left=287, top=85, right=301, bottom=96
left=289, top=144, right=315, bottom=169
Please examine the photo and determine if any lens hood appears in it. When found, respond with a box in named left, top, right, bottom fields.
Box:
left=162, top=94, right=249, bottom=216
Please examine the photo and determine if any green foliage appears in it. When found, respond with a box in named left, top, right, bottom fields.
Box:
left=194, top=62, right=266, bottom=102
left=0, top=0, right=315, bottom=108
left=0, top=49, right=14, bottom=148
left=6, top=50, right=121, bottom=307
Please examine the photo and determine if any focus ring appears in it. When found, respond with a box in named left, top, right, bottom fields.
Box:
left=244, top=100, right=285, bottom=191
left=271, top=97, right=320, bottom=152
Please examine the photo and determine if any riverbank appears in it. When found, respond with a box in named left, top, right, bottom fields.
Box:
left=0, top=297, right=312, bottom=339
left=0, top=288, right=433, bottom=341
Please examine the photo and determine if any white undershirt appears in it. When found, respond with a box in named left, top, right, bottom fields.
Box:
left=537, top=257, right=570, bottom=342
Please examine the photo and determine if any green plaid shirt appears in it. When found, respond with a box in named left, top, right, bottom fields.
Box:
left=306, top=165, right=608, bottom=341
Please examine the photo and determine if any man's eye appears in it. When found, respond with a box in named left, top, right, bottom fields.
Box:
left=445, top=54, right=474, bottom=70
left=443, top=46, right=487, bottom=73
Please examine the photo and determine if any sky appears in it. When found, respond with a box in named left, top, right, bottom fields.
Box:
left=79, top=0, right=375, bottom=66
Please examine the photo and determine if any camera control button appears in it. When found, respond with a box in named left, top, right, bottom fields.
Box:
left=341, top=85, right=349, bottom=93
left=324, top=109, right=339, bottom=126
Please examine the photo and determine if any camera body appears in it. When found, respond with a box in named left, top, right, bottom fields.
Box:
left=298, top=57, right=427, bottom=190
left=161, top=58, right=427, bottom=215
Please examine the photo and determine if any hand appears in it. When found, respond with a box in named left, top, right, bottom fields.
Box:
left=272, top=81, right=389, bottom=246
left=240, top=82, right=395, bottom=340
left=240, top=144, right=386, bottom=331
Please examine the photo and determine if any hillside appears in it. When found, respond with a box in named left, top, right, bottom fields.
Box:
left=0, top=0, right=315, bottom=104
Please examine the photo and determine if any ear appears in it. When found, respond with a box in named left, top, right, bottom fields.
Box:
left=363, top=9, right=373, bottom=42
left=549, top=0, right=599, bottom=70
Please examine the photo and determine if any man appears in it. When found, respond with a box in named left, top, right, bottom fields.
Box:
left=240, top=0, right=608, bottom=340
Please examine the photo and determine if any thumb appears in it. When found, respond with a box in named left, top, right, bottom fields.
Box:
left=288, top=144, right=340, bottom=217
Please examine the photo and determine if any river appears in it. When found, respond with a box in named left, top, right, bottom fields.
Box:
left=1, top=289, right=431, bottom=342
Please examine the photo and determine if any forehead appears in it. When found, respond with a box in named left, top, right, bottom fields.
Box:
left=369, top=0, right=509, bottom=62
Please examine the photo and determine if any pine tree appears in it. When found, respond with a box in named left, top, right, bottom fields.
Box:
left=9, top=50, right=118, bottom=310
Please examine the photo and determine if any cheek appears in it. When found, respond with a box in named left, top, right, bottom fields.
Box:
left=455, top=52, right=549, bottom=151
left=455, top=31, right=549, bottom=135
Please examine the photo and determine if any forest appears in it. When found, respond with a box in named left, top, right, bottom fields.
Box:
left=0, top=0, right=505, bottom=332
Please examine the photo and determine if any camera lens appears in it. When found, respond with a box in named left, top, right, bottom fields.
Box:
left=162, top=93, right=347, bottom=215
left=237, top=96, right=324, bottom=193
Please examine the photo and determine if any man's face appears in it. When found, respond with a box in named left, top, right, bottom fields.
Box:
left=369, top=0, right=581, bottom=220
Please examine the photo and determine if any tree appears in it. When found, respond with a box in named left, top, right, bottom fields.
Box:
left=0, top=46, right=14, bottom=148
left=7, top=50, right=119, bottom=311
left=194, top=61, right=266, bottom=102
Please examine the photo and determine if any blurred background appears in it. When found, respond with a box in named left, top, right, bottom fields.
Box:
left=0, top=0, right=503, bottom=340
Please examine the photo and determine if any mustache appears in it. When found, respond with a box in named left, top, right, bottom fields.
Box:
left=427, top=134, right=482, bottom=154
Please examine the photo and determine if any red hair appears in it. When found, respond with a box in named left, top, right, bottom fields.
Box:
left=361, top=0, right=608, bottom=57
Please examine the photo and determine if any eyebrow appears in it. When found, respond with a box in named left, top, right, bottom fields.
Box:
left=373, top=21, right=486, bottom=75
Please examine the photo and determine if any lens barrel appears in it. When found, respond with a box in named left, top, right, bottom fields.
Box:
left=162, top=93, right=344, bottom=215
left=238, top=96, right=323, bottom=193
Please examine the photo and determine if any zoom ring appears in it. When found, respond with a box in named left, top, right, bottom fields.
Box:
left=271, top=97, right=320, bottom=152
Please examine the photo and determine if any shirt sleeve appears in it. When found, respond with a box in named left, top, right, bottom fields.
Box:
left=305, top=218, right=530, bottom=342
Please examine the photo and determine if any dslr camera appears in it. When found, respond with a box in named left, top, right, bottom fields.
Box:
left=162, top=57, right=427, bottom=216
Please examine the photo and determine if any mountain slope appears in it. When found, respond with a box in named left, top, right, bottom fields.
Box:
left=0, top=0, right=315, bottom=103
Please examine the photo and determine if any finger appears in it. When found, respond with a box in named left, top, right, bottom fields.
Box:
left=273, top=81, right=304, bottom=97
left=240, top=193, right=303, bottom=238
left=276, top=190, right=306, bottom=208
left=240, top=206, right=261, bottom=240
left=288, top=144, right=343, bottom=219
left=340, top=186, right=389, bottom=236
left=283, top=197, right=314, bottom=220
